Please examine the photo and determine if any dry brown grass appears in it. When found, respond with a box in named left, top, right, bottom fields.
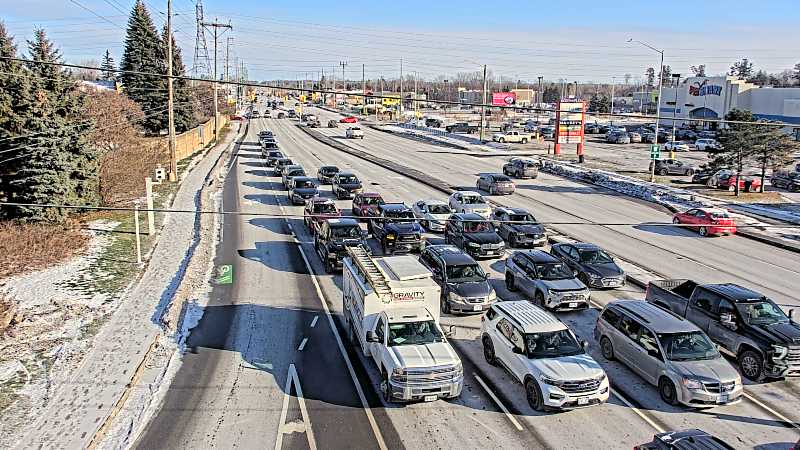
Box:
left=0, top=221, right=89, bottom=280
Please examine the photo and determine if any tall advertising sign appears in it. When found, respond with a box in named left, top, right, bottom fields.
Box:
left=554, top=99, right=586, bottom=160
left=492, top=92, right=517, bottom=106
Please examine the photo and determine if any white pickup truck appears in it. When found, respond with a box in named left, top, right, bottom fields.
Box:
left=343, top=246, right=463, bottom=403
left=346, top=126, right=365, bottom=139
left=492, top=130, right=532, bottom=143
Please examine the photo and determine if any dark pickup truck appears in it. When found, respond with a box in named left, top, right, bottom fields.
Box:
left=445, top=122, right=479, bottom=134
left=646, top=279, right=800, bottom=381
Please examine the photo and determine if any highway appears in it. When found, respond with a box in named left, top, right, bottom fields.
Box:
left=137, top=111, right=800, bottom=449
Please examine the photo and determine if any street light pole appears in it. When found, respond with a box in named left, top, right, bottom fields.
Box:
left=629, top=38, right=664, bottom=182
left=480, top=64, right=487, bottom=143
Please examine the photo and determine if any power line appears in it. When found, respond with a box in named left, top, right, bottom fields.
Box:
left=67, top=0, right=127, bottom=31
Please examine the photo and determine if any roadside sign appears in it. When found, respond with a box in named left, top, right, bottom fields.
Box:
left=650, top=144, right=660, bottom=159
left=216, top=264, right=233, bottom=284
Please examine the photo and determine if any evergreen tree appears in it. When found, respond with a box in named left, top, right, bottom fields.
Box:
left=716, top=109, right=762, bottom=196
left=588, top=93, right=610, bottom=113
left=6, top=29, right=98, bottom=221
left=793, top=62, right=800, bottom=85
left=120, top=0, right=166, bottom=134
left=748, top=70, right=769, bottom=86
left=100, top=49, right=116, bottom=80
left=730, top=58, right=754, bottom=79
left=690, top=64, right=706, bottom=77
left=162, top=24, right=195, bottom=133
left=645, top=67, right=655, bottom=87
left=542, top=84, right=560, bottom=103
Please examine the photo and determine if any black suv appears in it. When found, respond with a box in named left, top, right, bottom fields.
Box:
left=444, top=213, right=505, bottom=259
left=369, top=203, right=424, bottom=254
left=550, top=242, right=625, bottom=289
left=635, top=429, right=734, bottom=450
left=264, top=150, right=285, bottom=166
left=314, top=218, right=366, bottom=273
left=491, top=207, right=546, bottom=248
left=331, top=171, right=363, bottom=199
left=771, top=170, right=800, bottom=192
left=419, top=245, right=495, bottom=314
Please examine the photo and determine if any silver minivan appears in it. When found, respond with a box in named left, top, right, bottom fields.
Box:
left=594, top=300, right=742, bottom=408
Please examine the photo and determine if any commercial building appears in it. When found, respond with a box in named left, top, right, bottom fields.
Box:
left=511, top=89, right=537, bottom=106
left=658, top=76, right=800, bottom=134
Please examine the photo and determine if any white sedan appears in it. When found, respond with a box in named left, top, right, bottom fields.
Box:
left=448, top=191, right=492, bottom=219
left=411, top=199, right=453, bottom=232
left=664, top=140, right=692, bottom=152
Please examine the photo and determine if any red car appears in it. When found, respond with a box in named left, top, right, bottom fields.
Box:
left=304, top=197, right=340, bottom=235
left=709, top=169, right=761, bottom=192
left=351, top=192, right=384, bottom=221
left=672, top=208, right=736, bottom=237
left=231, top=114, right=246, bottom=121
left=339, top=116, right=358, bottom=124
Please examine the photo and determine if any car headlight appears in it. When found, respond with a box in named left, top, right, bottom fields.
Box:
left=541, top=376, right=563, bottom=387
left=391, top=367, right=407, bottom=382
left=488, top=290, right=497, bottom=302
left=467, top=242, right=480, bottom=247
left=453, top=361, right=463, bottom=376
left=682, top=378, right=703, bottom=390
left=587, top=272, right=601, bottom=280
left=596, top=372, right=607, bottom=382
left=772, top=345, right=788, bottom=361
left=449, top=292, right=465, bottom=303
left=386, top=233, right=396, bottom=240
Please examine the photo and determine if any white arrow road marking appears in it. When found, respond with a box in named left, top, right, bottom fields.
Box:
left=309, top=315, right=318, bottom=328
left=274, top=363, right=318, bottom=450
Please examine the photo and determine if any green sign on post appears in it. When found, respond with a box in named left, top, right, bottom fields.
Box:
left=216, top=264, right=233, bottom=285
left=650, top=144, right=660, bottom=160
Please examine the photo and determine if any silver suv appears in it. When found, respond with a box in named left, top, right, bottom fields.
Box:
left=481, top=301, right=609, bottom=411
left=595, top=300, right=742, bottom=408
left=504, top=250, right=590, bottom=311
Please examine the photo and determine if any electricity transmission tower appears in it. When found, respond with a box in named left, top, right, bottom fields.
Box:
left=193, top=0, right=211, bottom=78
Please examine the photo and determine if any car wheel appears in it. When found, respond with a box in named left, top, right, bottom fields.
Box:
left=525, top=378, right=544, bottom=411
left=739, top=350, right=764, bottom=382
left=483, top=337, right=498, bottom=366
left=658, top=377, right=679, bottom=406
left=441, top=294, right=451, bottom=314
left=658, top=168, right=668, bottom=176
left=685, top=169, right=694, bottom=176
left=600, top=336, right=615, bottom=360
left=499, top=138, right=505, bottom=143
left=534, top=291, right=546, bottom=308
left=489, top=186, right=495, bottom=195
left=505, top=273, right=517, bottom=291
left=509, top=233, right=518, bottom=248
left=672, top=217, right=680, bottom=225
left=698, top=226, right=708, bottom=237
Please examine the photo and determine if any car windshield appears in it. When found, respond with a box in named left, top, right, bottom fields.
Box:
left=288, top=170, right=305, bottom=177
left=330, top=225, right=361, bottom=239
left=387, top=320, right=444, bottom=346
left=737, top=300, right=789, bottom=325
left=578, top=249, right=614, bottom=264
left=322, top=167, right=339, bottom=174
left=385, top=210, right=415, bottom=221
left=427, top=204, right=451, bottom=214
left=536, top=262, right=574, bottom=280
left=463, top=221, right=493, bottom=233
left=314, top=203, right=337, bottom=213
left=294, top=179, right=315, bottom=189
left=339, top=175, right=359, bottom=184
left=658, top=331, right=719, bottom=361
left=524, top=329, right=584, bottom=358
left=269, top=152, right=282, bottom=158
left=507, top=214, right=534, bottom=223
left=445, top=263, right=486, bottom=282
left=362, top=196, right=384, bottom=206
left=279, top=159, right=293, bottom=166
left=461, top=195, right=485, bottom=205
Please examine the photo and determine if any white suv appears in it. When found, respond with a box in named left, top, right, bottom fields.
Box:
left=481, top=301, right=609, bottom=411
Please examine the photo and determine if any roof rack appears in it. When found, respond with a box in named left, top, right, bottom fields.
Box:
left=346, top=246, right=391, bottom=297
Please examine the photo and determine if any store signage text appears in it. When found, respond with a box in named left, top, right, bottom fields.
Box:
left=689, top=80, right=722, bottom=97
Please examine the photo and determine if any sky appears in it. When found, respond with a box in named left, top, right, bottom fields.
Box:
left=2, top=0, right=799, bottom=84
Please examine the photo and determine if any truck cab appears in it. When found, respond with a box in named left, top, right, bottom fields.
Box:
left=369, top=203, right=424, bottom=254
left=314, top=219, right=366, bottom=273
left=342, top=246, right=463, bottom=402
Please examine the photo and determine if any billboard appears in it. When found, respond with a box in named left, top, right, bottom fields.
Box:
left=492, top=92, right=517, bottom=106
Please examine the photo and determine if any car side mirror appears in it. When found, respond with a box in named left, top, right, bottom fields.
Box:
left=580, top=340, right=589, bottom=350
left=719, top=313, right=737, bottom=330
left=789, top=309, right=795, bottom=323
left=512, top=346, right=524, bottom=355
left=444, top=325, right=456, bottom=338
left=572, top=269, right=579, bottom=276
left=366, top=331, right=379, bottom=343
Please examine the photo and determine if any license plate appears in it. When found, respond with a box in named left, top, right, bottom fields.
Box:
left=568, top=302, right=578, bottom=308
left=718, top=394, right=729, bottom=403
left=473, top=305, right=482, bottom=311
left=577, top=397, right=589, bottom=406
left=423, top=395, right=437, bottom=402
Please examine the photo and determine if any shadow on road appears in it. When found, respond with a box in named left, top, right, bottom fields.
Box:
left=633, top=222, right=695, bottom=238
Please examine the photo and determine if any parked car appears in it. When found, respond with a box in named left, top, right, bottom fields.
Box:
left=664, top=140, right=692, bottom=152
left=491, top=207, right=546, bottom=248
left=368, top=203, right=424, bottom=254
left=695, top=138, right=722, bottom=152
left=628, top=132, right=642, bottom=143
left=538, top=126, right=555, bottom=139
left=444, top=213, right=505, bottom=259
left=504, top=250, right=590, bottom=310
left=634, top=429, right=735, bottom=450
left=482, top=301, right=609, bottom=411
left=314, top=218, right=367, bottom=273
left=411, top=199, right=452, bottom=232
left=287, top=176, right=318, bottom=205
left=707, top=169, right=761, bottom=192
left=606, top=131, right=631, bottom=144
left=550, top=242, right=626, bottom=289
left=492, top=131, right=532, bottom=144
left=649, top=159, right=696, bottom=176
left=476, top=173, right=515, bottom=195
left=274, top=158, right=295, bottom=176
left=645, top=280, right=800, bottom=381
left=327, top=119, right=338, bottom=128
left=352, top=192, right=385, bottom=220
left=448, top=191, right=491, bottom=219
left=503, top=158, right=539, bottom=179
left=675, top=129, right=697, bottom=141
left=584, top=123, right=602, bottom=134
left=316, top=165, right=340, bottom=184
left=339, top=116, right=358, bottom=123
left=642, top=130, right=669, bottom=143
left=419, top=245, right=495, bottom=314
left=331, top=171, right=363, bottom=199
left=672, top=208, right=736, bottom=237
left=282, top=165, right=306, bottom=189
left=346, top=126, right=364, bottom=139
left=303, top=197, right=340, bottom=235
left=425, top=118, right=443, bottom=128
left=691, top=167, right=716, bottom=185
left=264, top=150, right=285, bottom=166
left=445, top=122, right=479, bottom=133
left=770, top=170, right=800, bottom=192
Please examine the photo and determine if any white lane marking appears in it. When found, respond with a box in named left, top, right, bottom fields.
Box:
left=274, top=364, right=318, bottom=450
left=610, top=388, right=664, bottom=433
left=743, top=392, right=800, bottom=432
left=473, top=373, right=523, bottom=432
left=298, top=337, right=309, bottom=352
left=293, top=235, right=389, bottom=450
left=310, top=316, right=319, bottom=328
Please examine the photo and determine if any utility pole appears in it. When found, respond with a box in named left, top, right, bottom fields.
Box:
left=201, top=19, right=232, bottom=142
left=225, top=36, right=233, bottom=82
left=414, top=71, right=418, bottom=126
left=167, top=0, right=177, bottom=181
left=321, top=67, right=325, bottom=105
left=610, top=77, right=616, bottom=123
left=399, top=58, right=404, bottom=117
left=480, top=64, right=487, bottom=143
left=362, top=63, right=366, bottom=116
left=339, top=61, right=347, bottom=107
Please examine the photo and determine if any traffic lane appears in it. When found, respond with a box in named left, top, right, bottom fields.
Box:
left=314, top=121, right=800, bottom=309
left=262, top=120, right=547, bottom=450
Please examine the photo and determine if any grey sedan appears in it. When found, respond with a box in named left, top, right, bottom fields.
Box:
left=476, top=173, right=515, bottom=195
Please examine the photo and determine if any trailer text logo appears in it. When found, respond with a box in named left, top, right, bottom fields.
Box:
left=392, top=291, right=425, bottom=301
left=689, top=80, right=722, bottom=97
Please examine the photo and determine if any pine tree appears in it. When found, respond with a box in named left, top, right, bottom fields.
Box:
left=717, top=109, right=762, bottom=196
left=100, top=49, right=115, bottom=80
left=6, top=29, right=99, bottom=221
left=730, top=58, right=754, bottom=79
left=120, top=0, right=166, bottom=134
left=162, top=24, right=195, bottom=133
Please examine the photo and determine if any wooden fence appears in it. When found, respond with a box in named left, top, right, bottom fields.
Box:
left=174, top=114, right=229, bottom=161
